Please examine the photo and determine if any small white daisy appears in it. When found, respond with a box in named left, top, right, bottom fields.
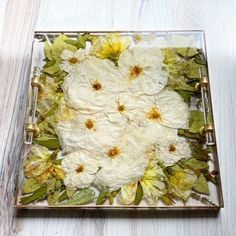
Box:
left=155, top=133, right=192, bottom=166
left=94, top=129, right=150, bottom=191
left=62, top=150, right=99, bottom=189
left=60, top=49, right=88, bottom=73
left=105, top=93, right=138, bottom=124
left=137, top=90, right=189, bottom=129
left=118, top=46, right=168, bottom=95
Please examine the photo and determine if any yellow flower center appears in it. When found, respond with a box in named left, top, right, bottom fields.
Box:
left=85, top=119, right=94, bottom=129
left=92, top=81, right=102, bottom=91
left=107, top=146, right=121, bottom=159
left=129, top=65, right=143, bottom=79
left=117, top=103, right=125, bottom=112
left=169, top=144, right=176, bottom=152
left=147, top=107, right=162, bottom=121
left=69, top=57, right=79, bottom=64
left=76, top=164, right=84, bottom=173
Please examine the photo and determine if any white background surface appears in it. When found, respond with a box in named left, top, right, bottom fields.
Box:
left=0, top=0, right=236, bottom=235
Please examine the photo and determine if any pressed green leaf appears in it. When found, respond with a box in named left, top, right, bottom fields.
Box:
left=176, top=48, right=198, bottom=58
left=177, top=90, right=194, bottom=103
left=43, top=59, right=56, bottom=69
left=43, top=63, right=61, bottom=76
left=193, top=174, right=210, bottom=195
left=65, top=39, right=80, bottom=48
left=49, top=149, right=60, bottom=161
left=46, top=178, right=57, bottom=192
left=167, top=76, right=195, bottom=92
left=161, top=194, right=175, bottom=206
left=186, top=60, right=201, bottom=79
left=66, top=187, right=76, bottom=198
left=61, top=189, right=96, bottom=205
left=77, top=34, right=86, bottom=48
left=134, top=182, right=143, bottom=205
left=209, top=176, right=218, bottom=185
left=44, top=41, right=53, bottom=60
left=189, top=142, right=212, bottom=161
left=20, top=186, right=47, bottom=204
left=34, top=135, right=60, bottom=149
left=52, top=159, right=62, bottom=165
left=96, top=187, right=110, bottom=205
left=58, top=190, right=69, bottom=202
left=189, top=110, right=204, bottom=133
left=51, top=34, right=77, bottom=61
left=22, top=178, right=41, bottom=194
left=55, top=179, right=62, bottom=188
left=177, top=129, right=204, bottom=140
left=185, top=158, right=209, bottom=171
left=47, top=189, right=60, bottom=205
left=194, top=50, right=207, bottom=65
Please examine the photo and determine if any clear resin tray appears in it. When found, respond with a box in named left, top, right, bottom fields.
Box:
left=15, top=31, right=224, bottom=210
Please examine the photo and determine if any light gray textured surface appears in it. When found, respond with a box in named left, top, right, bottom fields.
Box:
left=0, top=0, right=235, bottom=235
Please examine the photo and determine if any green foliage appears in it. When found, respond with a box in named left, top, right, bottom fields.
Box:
left=22, top=178, right=41, bottom=194
left=64, top=33, right=91, bottom=49
left=189, top=110, right=205, bottom=133
left=34, top=135, right=60, bottom=149
left=193, top=174, right=210, bottom=195
left=61, top=189, right=96, bottom=205
left=20, top=186, right=47, bottom=204
left=133, top=182, right=143, bottom=205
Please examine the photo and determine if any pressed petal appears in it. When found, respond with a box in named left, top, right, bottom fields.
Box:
left=155, top=90, right=189, bottom=128
left=62, top=151, right=98, bottom=189
left=119, top=46, right=168, bottom=95
left=118, top=182, right=138, bottom=205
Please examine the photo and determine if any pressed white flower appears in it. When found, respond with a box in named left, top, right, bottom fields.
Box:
left=55, top=113, right=124, bottom=154
left=155, top=133, right=192, bottom=166
left=137, top=90, right=189, bottom=129
left=94, top=129, right=150, bottom=191
left=118, top=182, right=138, bottom=205
left=135, top=123, right=177, bottom=147
left=62, top=150, right=99, bottom=189
left=62, top=56, right=125, bottom=114
left=118, top=46, right=168, bottom=95
left=105, top=93, right=138, bottom=124
left=155, top=90, right=189, bottom=128
left=60, top=49, right=88, bottom=73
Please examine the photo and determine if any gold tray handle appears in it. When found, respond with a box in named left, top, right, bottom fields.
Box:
left=196, top=67, right=215, bottom=146
left=24, top=76, right=42, bottom=144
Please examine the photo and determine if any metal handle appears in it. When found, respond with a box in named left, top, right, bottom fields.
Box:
left=24, top=76, right=42, bottom=144
left=196, top=67, right=215, bottom=146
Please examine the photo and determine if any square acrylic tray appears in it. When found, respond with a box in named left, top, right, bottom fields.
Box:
left=15, top=31, right=224, bottom=210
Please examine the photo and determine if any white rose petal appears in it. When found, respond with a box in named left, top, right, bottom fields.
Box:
left=60, top=49, right=88, bottom=74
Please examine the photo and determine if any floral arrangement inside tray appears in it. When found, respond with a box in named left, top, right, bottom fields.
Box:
left=19, top=32, right=220, bottom=207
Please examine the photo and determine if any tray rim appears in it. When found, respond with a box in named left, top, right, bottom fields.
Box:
left=15, top=30, right=224, bottom=210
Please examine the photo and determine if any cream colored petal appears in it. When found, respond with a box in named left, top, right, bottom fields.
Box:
left=118, top=182, right=138, bottom=205
left=155, top=90, right=189, bottom=129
